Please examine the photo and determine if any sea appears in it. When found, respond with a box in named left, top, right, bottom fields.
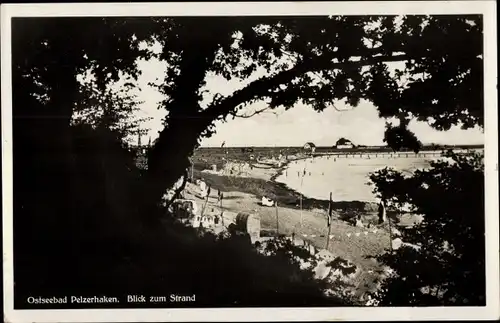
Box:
left=274, top=152, right=443, bottom=202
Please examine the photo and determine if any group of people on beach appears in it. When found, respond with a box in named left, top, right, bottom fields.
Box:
left=282, top=170, right=327, bottom=178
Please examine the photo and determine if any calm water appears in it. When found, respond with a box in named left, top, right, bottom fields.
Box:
left=275, top=153, right=437, bottom=202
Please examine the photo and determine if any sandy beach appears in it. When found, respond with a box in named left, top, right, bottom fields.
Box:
left=188, top=151, right=459, bottom=297
left=189, top=159, right=396, bottom=297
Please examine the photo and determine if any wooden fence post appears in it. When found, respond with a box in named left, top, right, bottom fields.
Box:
left=299, top=194, right=303, bottom=228
left=275, top=202, right=279, bottom=237
left=299, top=166, right=306, bottom=228
left=388, top=209, right=394, bottom=253
left=325, top=192, right=333, bottom=250
left=219, top=190, right=224, bottom=226
left=200, top=185, right=211, bottom=217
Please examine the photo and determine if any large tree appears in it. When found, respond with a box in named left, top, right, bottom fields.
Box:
left=146, top=15, right=483, bottom=203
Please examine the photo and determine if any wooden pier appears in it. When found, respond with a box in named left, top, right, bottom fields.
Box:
left=312, top=149, right=479, bottom=159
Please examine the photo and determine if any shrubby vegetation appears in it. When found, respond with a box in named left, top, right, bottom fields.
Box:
left=72, top=76, right=151, bottom=143
left=369, top=151, right=485, bottom=305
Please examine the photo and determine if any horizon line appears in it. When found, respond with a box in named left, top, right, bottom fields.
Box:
left=197, top=143, right=485, bottom=148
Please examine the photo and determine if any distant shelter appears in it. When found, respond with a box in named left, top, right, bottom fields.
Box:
left=303, top=142, right=316, bottom=154
left=335, top=138, right=354, bottom=149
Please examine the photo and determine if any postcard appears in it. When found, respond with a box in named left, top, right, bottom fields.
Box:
left=1, top=1, right=498, bottom=322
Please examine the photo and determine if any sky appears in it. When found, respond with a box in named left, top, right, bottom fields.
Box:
left=125, top=51, right=484, bottom=148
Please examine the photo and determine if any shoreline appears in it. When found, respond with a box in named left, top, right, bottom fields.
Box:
left=195, top=154, right=380, bottom=221
left=270, top=155, right=378, bottom=211
left=189, top=163, right=391, bottom=298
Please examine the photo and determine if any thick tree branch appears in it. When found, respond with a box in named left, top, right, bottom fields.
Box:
left=203, top=53, right=410, bottom=121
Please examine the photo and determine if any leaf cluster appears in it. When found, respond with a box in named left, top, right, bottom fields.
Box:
left=368, top=151, right=485, bottom=305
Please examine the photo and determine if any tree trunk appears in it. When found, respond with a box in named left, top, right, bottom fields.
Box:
left=145, top=114, right=208, bottom=214
left=142, top=31, right=222, bottom=217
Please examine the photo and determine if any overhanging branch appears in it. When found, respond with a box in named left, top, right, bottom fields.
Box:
left=202, top=53, right=410, bottom=121
left=229, top=106, right=279, bottom=118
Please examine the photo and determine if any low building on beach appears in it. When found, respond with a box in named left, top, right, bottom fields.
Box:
left=335, top=138, right=354, bottom=149
left=303, top=142, right=316, bottom=154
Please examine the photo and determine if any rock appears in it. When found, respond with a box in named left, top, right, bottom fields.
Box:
left=162, top=190, right=176, bottom=204
left=392, top=238, right=403, bottom=250
left=330, top=267, right=357, bottom=282
left=365, top=295, right=380, bottom=306
left=402, top=242, right=421, bottom=251
left=414, top=214, right=425, bottom=224
left=355, top=218, right=364, bottom=228
left=315, top=249, right=335, bottom=262
left=314, top=261, right=332, bottom=280
left=391, top=227, right=402, bottom=237
left=299, top=259, right=313, bottom=270
left=400, top=202, right=413, bottom=213
left=382, top=266, right=395, bottom=278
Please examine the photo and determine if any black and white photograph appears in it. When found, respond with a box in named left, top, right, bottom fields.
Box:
left=2, top=2, right=499, bottom=322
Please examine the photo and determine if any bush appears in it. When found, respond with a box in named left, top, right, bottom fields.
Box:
left=368, top=151, right=485, bottom=305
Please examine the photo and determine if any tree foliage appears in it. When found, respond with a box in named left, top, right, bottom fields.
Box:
left=72, top=77, right=151, bottom=143
left=12, top=16, right=153, bottom=254
left=383, top=123, right=423, bottom=152
left=152, top=15, right=483, bottom=129
left=368, top=151, right=485, bottom=305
